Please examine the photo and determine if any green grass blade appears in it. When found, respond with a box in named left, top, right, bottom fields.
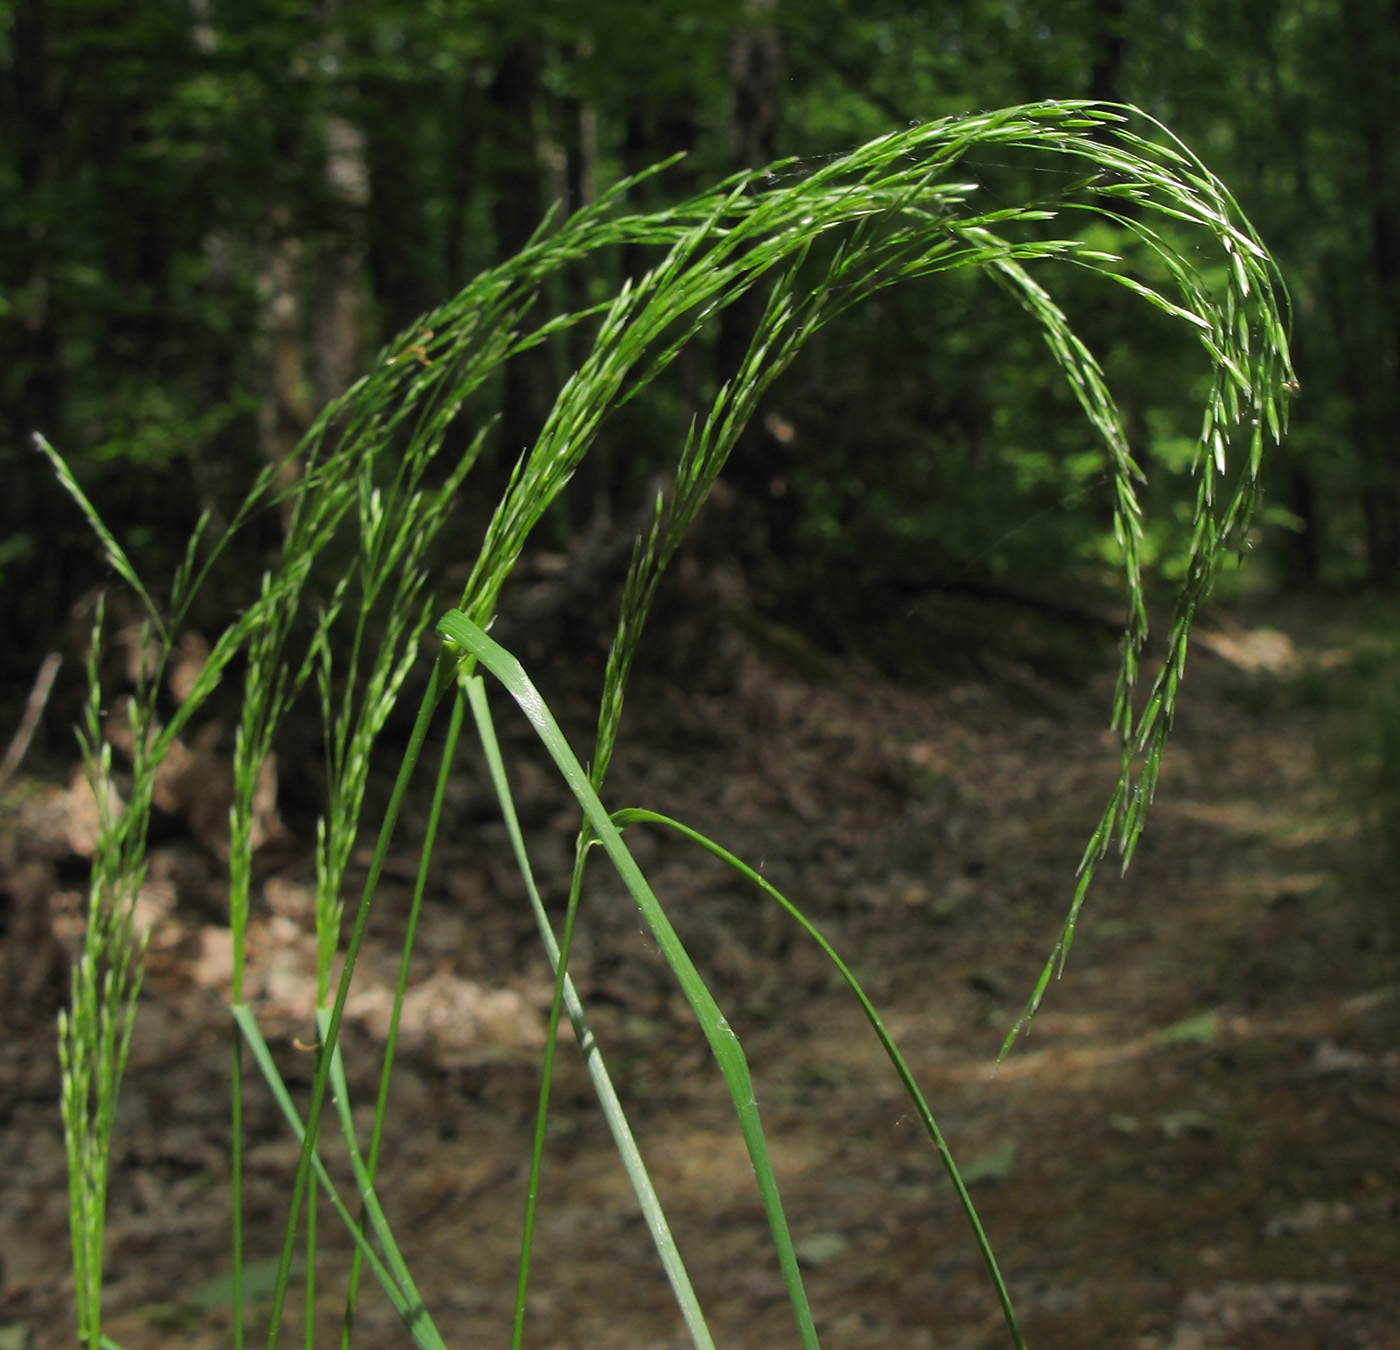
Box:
left=315, top=1009, right=446, bottom=1350
left=510, top=839, right=587, bottom=1350
left=441, top=612, right=819, bottom=1350
left=264, top=653, right=452, bottom=1349
left=611, top=808, right=1027, bottom=1350
left=340, top=687, right=468, bottom=1347
left=231, top=1005, right=447, bottom=1350
left=34, top=433, right=165, bottom=639
left=230, top=1025, right=246, bottom=1350
left=464, top=675, right=718, bottom=1350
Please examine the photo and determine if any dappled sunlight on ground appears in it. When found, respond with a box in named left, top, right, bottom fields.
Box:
left=2, top=601, right=1398, bottom=1348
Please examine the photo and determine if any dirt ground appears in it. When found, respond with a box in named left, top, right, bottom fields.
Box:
left=1, top=584, right=1398, bottom=1350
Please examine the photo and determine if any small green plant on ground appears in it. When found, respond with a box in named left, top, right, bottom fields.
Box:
left=45, top=101, right=1291, bottom=1349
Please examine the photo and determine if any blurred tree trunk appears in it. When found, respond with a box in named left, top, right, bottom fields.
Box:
left=255, top=214, right=312, bottom=510
left=1, top=0, right=67, bottom=664
left=1348, top=0, right=1400, bottom=583
left=715, top=0, right=792, bottom=550
left=363, top=72, right=441, bottom=339
left=1089, top=0, right=1126, bottom=102
left=444, top=77, right=484, bottom=296
left=556, top=33, right=598, bottom=221
left=486, top=39, right=555, bottom=468
left=1259, top=11, right=1322, bottom=583
left=8, top=0, right=59, bottom=445
left=553, top=32, right=619, bottom=530
left=314, top=115, right=368, bottom=412
left=578, top=79, right=704, bottom=540
left=620, top=98, right=697, bottom=280
left=1369, top=51, right=1400, bottom=584
left=257, top=113, right=368, bottom=515
left=729, top=0, right=783, bottom=169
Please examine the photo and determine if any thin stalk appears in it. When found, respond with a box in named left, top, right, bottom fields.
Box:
left=513, top=837, right=592, bottom=1350
left=466, top=676, right=717, bottom=1350
left=319, top=1007, right=445, bottom=1345
left=230, top=1028, right=245, bottom=1350
left=340, top=687, right=468, bottom=1346
left=264, top=651, right=452, bottom=1349
left=304, top=1144, right=317, bottom=1350
left=233, top=1007, right=446, bottom=1349
left=442, top=613, right=819, bottom=1350
left=612, top=809, right=1027, bottom=1350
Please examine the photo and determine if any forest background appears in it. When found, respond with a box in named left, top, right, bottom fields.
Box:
left=3, top=0, right=1398, bottom=693
left=2, top=5, right=1398, bottom=1347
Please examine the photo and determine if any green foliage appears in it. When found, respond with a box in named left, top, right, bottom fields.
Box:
left=2, top=0, right=1389, bottom=688
left=47, top=103, right=1289, bottom=1349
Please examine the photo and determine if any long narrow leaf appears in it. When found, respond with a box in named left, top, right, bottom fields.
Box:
left=611, top=808, right=1027, bottom=1350
left=463, top=676, right=718, bottom=1350
left=440, top=612, right=820, bottom=1350
left=231, top=1006, right=447, bottom=1350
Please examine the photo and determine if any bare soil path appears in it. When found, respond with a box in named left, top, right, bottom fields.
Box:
left=2, top=594, right=1397, bottom=1349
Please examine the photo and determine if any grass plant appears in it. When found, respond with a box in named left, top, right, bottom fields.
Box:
left=45, top=101, right=1292, bottom=1348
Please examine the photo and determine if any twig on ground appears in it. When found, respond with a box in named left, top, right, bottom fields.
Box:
left=0, top=652, right=61, bottom=789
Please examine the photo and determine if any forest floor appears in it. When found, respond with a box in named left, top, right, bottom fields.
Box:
left=1, top=575, right=1398, bottom=1350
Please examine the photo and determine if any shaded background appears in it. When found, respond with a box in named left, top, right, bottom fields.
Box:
left=3, top=0, right=1399, bottom=691
left=4, top=6, right=1400, bottom=1346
